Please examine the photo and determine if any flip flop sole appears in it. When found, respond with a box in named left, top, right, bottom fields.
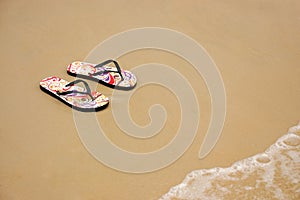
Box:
left=67, top=61, right=137, bottom=90
left=40, top=76, right=109, bottom=112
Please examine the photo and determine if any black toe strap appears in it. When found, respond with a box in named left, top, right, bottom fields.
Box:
left=90, top=59, right=124, bottom=81
left=56, top=79, right=95, bottom=100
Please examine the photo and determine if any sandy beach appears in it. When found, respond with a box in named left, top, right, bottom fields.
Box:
left=1, top=0, right=299, bottom=199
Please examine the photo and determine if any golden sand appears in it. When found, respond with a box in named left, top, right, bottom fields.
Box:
left=0, top=0, right=299, bottom=199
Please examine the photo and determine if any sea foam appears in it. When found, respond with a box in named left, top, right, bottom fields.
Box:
left=160, top=123, right=300, bottom=200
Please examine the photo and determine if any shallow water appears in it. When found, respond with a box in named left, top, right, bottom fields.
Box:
left=161, top=124, right=300, bottom=200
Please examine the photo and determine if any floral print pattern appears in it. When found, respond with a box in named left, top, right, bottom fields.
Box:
left=67, top=61, right=137, bottom=89
left=40, top=76, right=109, bottom=110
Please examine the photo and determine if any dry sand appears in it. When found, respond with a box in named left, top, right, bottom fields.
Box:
left=0, top=0, right=299, bottom=199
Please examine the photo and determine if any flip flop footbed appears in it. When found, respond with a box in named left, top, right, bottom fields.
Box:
left=67, top=61, right=137, bottom=88
left=40, top=76, right=109, bottom=110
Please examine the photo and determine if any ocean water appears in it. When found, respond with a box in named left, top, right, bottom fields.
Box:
left=160, top=123, right=300, bottom=200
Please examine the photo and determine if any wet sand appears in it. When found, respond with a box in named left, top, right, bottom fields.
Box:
left=1, top=0, right=300, bottom=199
left=161, top=124, right=300, bottom=199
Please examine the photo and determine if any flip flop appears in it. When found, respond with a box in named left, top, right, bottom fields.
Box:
left=40, top=76, right=109, bottom=112
left=67, top=60, right=137, bottom=90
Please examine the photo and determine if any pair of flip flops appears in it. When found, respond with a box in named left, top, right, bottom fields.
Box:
left=40, top=60, right=137, bottom=112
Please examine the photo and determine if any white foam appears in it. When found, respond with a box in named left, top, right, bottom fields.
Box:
left=160, top=124, right=300, bottom=200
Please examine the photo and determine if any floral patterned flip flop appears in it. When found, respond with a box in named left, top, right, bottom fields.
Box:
left=67, top=60, right=137, bottom=90
left=40, top=76, right=109, bottom=112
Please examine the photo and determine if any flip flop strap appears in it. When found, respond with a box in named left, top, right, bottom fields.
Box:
left=56, top=79, right=94, bottom=100
left=91, top=59, right=124, bottom=81
left=65, top=79, right=92, bottom=93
